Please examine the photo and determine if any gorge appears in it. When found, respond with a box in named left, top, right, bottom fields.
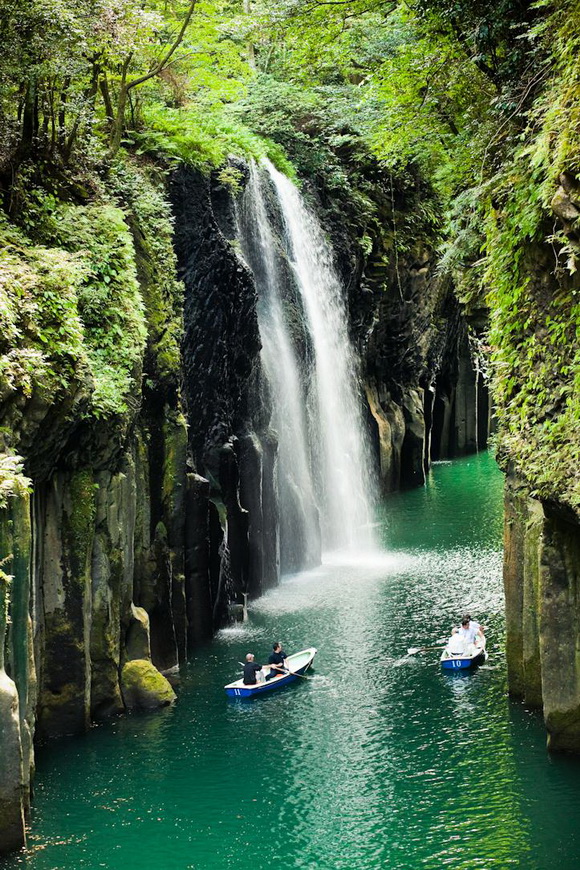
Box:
left=0, top=0, right=579, bottom=861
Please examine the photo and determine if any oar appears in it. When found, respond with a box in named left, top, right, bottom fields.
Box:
left=237, top=662, right=313, bottom=680
left=406, top=643, right=444, bottom=655
left=287, top=669, right=314, bottom=680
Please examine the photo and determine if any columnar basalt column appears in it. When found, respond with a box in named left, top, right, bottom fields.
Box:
left=0, top=506, right=27, bottom=852
left=36, top=471, right=95, bottom=739
left=504, top=473, right=580, bottom=751
left=539, top=506, right=580, bottom=752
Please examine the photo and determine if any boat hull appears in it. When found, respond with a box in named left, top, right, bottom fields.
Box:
left=440, top=638, right=487, bottom=670
left=225, top=647, right=317, bottom=698
left=440, top=650, right=486, bottom=670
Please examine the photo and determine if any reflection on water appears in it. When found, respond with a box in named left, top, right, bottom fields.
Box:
left=5, top=453, right=580, bottom=870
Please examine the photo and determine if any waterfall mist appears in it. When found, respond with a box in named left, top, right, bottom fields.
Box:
left=237, top=161, right=376, bottom=572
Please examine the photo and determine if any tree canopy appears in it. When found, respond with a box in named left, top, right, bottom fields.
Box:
left=1, top=0, right=578, bottom=507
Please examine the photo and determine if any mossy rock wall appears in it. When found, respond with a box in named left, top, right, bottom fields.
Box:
left=35, top=470, right=95, bottom=738
left=504, top=471, right=580, bottom=751
left=0, top=159, right=226, bottom=853
left=0, top=670, right=25, bottom=853
left=0, top=500, right=33, bottom=853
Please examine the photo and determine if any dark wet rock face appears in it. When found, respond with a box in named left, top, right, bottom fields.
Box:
left=171, top=166, right=261, bottom=467
left=306, top=165, right=490, bottom=493
left=171, top=165, right=280, bottom=614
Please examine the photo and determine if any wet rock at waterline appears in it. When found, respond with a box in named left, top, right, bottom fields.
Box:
left=0, top=670, right=26, bottom=852
left=504, top=472, right=580, bottom=752
left=120, top=660, right=176, bottom=711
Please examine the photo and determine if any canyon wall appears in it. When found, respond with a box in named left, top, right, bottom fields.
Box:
left=304, top=160, right=491, bottom=492
left=493, top=175, right=580, bottom=751
left=504, top=474, right=580, bottom=752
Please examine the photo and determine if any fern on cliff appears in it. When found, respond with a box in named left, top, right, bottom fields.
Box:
left=483, top=0, right=580, bottom=510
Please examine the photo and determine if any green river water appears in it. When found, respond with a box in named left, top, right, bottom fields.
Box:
left=4, top=452, right=580, bottom=870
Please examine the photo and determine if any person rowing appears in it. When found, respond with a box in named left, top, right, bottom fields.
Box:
left=453, top=614, right=485, bottom=647
left=242, top=653, right=263, bottom=685
left=265, top=642, right=288, bottom=681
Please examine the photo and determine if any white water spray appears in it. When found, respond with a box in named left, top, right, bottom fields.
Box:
left=264, top=160, right=375, bottom=552
left=237, top=160, right=376, bottom=564
left=237, top=164, right=321, bottom=570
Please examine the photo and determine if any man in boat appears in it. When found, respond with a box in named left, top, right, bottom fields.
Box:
left=456, top=616, right=485, bottom=646
left=464, top=613, right=487, bottom=636
left=447, top=632, right=467, bottom=655
left=243, top=653, right=264, bottom=685
left=265, top=642, right=288, bottom=680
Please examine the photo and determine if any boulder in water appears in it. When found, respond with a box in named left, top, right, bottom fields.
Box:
left=120, top=660, right=176, bottom=710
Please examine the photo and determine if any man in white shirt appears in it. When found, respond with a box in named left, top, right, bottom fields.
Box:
left=448, top=632, right=467, bottom=655
left=457, top=615, right=485, bottom=645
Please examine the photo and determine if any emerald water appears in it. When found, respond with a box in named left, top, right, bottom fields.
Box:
left=5, top=453, right=580, bottom=870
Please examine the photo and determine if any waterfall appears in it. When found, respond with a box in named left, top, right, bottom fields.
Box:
left=237, top=164, right=321, bottom=572
left=265, top=160, right=375, bottom=551
left=237, top=161, right=375, bottom=570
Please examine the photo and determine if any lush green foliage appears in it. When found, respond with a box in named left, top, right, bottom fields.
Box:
left=0, top=0, right=578, bottom=515
left=108, top=161, right=183, bottom=384
left=0, top=455, right=31, bottom=510
left=0, top=210, right=90, bottom=398
left=244, top=0, right=579, bottom=510
left=0, top=157, right=189, bottom=440
left=5, top=190, right=147, bottom=417
left=482, top=0, right=580, bottom=509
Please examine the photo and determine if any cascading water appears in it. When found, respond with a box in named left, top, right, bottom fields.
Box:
left=237, top=160, right=375, bottom=568
left=264, top=160, right=375, bottom=551
left=237, top=164, right=321, bottom=572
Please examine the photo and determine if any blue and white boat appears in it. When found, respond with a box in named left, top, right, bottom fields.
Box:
left=440, top=636, right=487, bottom=670
left=225, top=647, right=317, bottom=697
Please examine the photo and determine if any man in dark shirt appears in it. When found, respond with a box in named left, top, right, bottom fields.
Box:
left=243, top=653, right=263, bottom=685
left=266, top=642, right=288, bottom=680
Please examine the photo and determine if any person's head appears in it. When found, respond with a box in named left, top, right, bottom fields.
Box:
left=273, top=643, right=281, bottom=652
left=462, top=613, right=471, bottom=623
left=461, top=617, right=470, bottom=627
left=246, top=653, right=254, bottom=662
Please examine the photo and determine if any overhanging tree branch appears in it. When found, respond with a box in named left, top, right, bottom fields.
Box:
left=126, top=0, right=198, bottom=92
left=108, top=0, right=197, bottom=155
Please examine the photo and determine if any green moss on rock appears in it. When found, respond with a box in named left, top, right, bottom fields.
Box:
left=108, top=162, right=184, bottom=390
left=120, top=659, right=176, bottom=710
left=65, top=470, right=96, bottom=576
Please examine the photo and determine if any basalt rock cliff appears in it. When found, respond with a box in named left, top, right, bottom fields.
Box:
left=494, top=175, right=580, bottom=752
left=302, top=158, right=490, bottom=490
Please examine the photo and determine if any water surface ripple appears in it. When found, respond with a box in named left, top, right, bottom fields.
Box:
left=5, top=453, right=580, bottom=870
